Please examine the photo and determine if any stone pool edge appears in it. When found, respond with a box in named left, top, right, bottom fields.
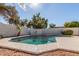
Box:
left=0, top=36, right=79, bottom=54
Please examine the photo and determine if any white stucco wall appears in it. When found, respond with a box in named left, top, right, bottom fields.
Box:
left=0, top=24, right=17, bottom=37
left=0, top=24, right=79, bottom=37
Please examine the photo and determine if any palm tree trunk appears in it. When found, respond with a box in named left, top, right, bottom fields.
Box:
left=17, top=31, right=20, bottom=36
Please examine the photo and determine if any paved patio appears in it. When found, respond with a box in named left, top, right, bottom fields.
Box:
left=57, top=36, right=79, bottom=52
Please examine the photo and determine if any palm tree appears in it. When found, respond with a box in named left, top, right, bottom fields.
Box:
left=0, top=4, right=10, bottom=14
left=0, top=3, right=19, bottom=24
left=16, top=19, right=28, bottom=36
left=0, top=3, right=23, bottom=36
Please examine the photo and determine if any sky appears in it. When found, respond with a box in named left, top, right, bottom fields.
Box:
left=1, top=3, right=79, bottom=26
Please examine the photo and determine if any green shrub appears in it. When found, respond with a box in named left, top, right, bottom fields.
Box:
left=61, top=30, right=73, bottom=35
left=64, top=21, right=79, bottom=27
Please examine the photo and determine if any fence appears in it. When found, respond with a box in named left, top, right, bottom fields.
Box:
left=0, top=24, right=79, bottom=37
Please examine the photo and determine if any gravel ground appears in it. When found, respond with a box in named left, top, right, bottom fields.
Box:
left=0, top=47, right=79, bottom=56
left=40, top=50, right=79, bottom=56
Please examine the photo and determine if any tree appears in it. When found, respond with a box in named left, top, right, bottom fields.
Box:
left=0, top=4, right=10, bottom=15
left=0, top=3, right=19, bottom=24
left=20, top=19, right=28, bottom=26
left=27, top=13, right=48, bottom=29
left=27, top=20, right=33, bottom=28
left=49, top=23, right=56, bottom=28
left=0, top=3, right=23, bottom=36
left=64, top=21, right=79, bottom=27
left=3, top=6, right=19, bottom=24
left=64, top=22, right=70, bottom=27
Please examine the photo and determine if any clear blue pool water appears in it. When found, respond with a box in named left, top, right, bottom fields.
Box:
left=10, top=35, right=56, bottom=45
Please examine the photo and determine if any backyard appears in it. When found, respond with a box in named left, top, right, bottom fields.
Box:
left=0, top=3, right=79, bottom=56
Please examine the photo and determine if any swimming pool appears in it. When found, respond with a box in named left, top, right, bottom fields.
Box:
left=10, top=35, right=56, bottom=45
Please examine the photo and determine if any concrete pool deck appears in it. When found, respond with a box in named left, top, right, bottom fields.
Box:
left=0, top=36, right=79, bottom=54
left=57, top=36, right=79, bottom=52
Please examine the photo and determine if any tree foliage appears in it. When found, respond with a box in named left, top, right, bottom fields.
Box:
left=64, top=21, right=79, bottom=27
left=0, top=3, right=24, bottom=36
left=27, top=13, right=48, bottom=29
left=0, top=3, right=20, bottom=25
left=49, top=23, right=56, bottom=28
